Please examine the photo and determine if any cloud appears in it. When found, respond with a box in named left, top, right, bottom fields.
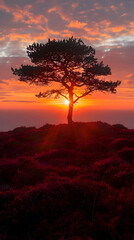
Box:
left=0, top=57, right=30, bottom=82
left=84, top=27, right=100, bottom=36
left=125, top=74, right=134, bottom=84
left=126, top=74, right=134, bottom=78
left=95, top=43, right=134, bottom=90
left=61, top=29, right=73, bottom=37
left=71, top=2, right=79, bottom=9
left=110, top=5, right=118, bottom=12
left=0, top=77, right=45, bottom=105
left=0, top=0, right=10, bottom=12
left=67, top=20, right=87, bottom=29
left=110, top=26, right=126, bottom=33
left=0, top=91, right=12, bottom=96
left=2, top=100, right=37, bottom=103
left=48, top=7, right=57, bottom=13
left=1, top=0, right=134, bottom=53
left=47, top=5, right=70, bottom=21
left=12, top=5, right=48, bottom=25
left=0, top=41, right=27, bottom=57
left=8, top=33, right=31, bottom=42
left=83, top=36, right=102, bottom=43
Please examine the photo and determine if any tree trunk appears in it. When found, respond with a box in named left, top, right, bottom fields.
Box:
left=67, top=102, right=73, bottom=124
left=67, top=84, right=74, bottom=124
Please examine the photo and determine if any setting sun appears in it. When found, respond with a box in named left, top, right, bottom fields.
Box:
left=64, top=99, right=69, bottom=105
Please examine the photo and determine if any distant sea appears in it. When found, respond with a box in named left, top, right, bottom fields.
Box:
left=0, top=109, right=134, bottom=131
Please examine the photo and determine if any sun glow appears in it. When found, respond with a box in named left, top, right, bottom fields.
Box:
left=64, top=99, right=69, bottom=105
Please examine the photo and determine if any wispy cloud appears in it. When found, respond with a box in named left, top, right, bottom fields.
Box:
left=0, top=0, right=10, bottom=12
left=2, top=100, right=37, bottom=103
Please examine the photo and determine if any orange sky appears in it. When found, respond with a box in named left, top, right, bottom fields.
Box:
left=0, top=0, right=134, bottom=112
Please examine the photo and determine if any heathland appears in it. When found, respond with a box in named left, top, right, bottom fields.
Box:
left=0, top=122, right=133, bottom=240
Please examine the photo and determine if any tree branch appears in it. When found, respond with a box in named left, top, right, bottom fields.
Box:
left=75, top=83, right=85, bottom=87
left=61, top=71, right=70, bottom=90
left=36, top=89, right=69, bottom=101
left=58, top=92, right=69, bottom=101
left=73, top=90, right=92, bottom=104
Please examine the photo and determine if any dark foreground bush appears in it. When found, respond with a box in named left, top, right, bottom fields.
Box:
left=0, top=122, right=133, bottom=240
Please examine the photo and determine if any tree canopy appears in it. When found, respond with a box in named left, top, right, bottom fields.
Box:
left=12, top=37, right=121, bottom=123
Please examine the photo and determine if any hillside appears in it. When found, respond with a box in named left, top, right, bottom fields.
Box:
left=0, top=122, right=133, bottom=240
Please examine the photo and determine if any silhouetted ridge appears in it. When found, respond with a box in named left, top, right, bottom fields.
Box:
left=112, top=123, right=128, bottom=129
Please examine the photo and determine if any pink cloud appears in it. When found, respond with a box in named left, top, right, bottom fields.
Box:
left=0, top=0, right=10, bottom=12
left=61, top=29, right=73, bottom=37
left=110, top=5, right=117, bottom=11
left=126, top=74, right=134, bottom=78
left=47, top=6, right=70, bottom=21
left=110, top=26, right=126, bottom=33
left=67, top=20, right=87, bottom=29
left=8, top=33, right=31, bottom=42
left=48, top=7, right=57, bottom=13
left=71, top=2, right=79, bottom=9
left=12, top=5, right=48, bottom=25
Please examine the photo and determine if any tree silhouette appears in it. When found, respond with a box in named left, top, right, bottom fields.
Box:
left=12, top=37, right=121, bottom=124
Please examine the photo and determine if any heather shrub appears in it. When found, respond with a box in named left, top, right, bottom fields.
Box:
left=0, top=158, right=19, bottom=184
left=0, top=122, right=133, bottom=239
left=118, top=147, right=134, bottom=162
left=13, top=157, right=45, bottom=188
left=110, top=138, right=132, bottom=150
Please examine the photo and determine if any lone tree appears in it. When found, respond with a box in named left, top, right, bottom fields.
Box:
left=12, top=37, right=121, bottom=124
